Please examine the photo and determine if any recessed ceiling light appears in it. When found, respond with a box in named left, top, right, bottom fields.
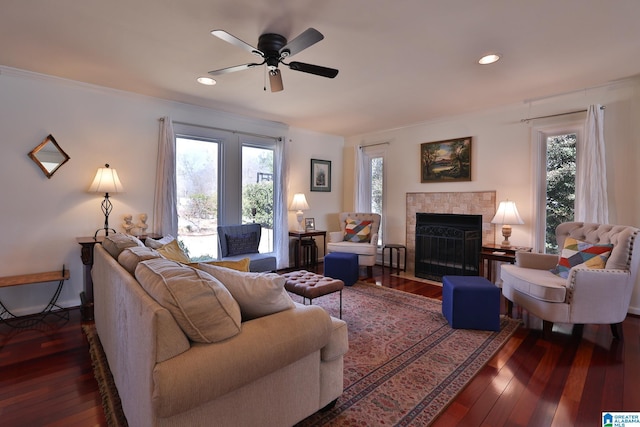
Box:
left=197, top=77, right=217, bottom=86
left=478, top=53, right=501, bottom=65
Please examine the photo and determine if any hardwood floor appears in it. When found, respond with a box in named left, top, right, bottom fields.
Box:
left=1, top=265, right=638, bottom=426
left=0, top=310, right=106, bottom=426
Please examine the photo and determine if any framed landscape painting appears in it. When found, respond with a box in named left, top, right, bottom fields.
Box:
left=310, top=159, right=331, bottom=192
left=420, top=137, right=472, bottom=183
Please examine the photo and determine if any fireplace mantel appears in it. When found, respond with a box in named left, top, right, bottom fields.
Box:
left=405, top=191, right=496, bottom=275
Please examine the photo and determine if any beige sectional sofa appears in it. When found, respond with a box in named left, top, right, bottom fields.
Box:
left=92, top=234, right=348, bottom=427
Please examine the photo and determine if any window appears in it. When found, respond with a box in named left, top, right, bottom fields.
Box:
left=545, top=133, right=576, bottom=252
left=533, top=122, right=582, bottom=253
left=176, top=137, right=220, bottom=260
left=358, top=145, right=387, bottom=246
left=241, top=144, right=274, bottom=252
left=174, top=126, right=278, bottom=261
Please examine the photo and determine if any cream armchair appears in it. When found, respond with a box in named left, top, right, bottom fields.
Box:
left=501, top=222, right=640, bottom=339
left=327, top=212, right=381, bottom=277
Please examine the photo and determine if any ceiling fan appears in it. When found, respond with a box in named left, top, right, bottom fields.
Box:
left=208, top=28, right=339, bottom=92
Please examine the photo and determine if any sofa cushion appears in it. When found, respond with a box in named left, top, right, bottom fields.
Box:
left=216, top=253, right=277, bottom=273
left=194, top=263, right=295, bottom=320
left=118, top=246, right=162, bottom=275
left=501, top=264, right=568, bottom=303
left=226, top=232, right=259, bottom=256
left=551, top=237, right=613, bottom=279
left=326, top=241, right=377, bottom=256
left=144, top=234, right=176, bottom=249
left=191, top=258, right=251, bottom=272
left=102, top=233, right=144, bottom=259
left=157, top=239, right=191, bottom=264
left=343, top=218, right=372, bottom=243
left=135, top=258, right=242, bottom=343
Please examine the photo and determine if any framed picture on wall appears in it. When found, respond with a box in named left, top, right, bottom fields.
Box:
left=310, top=159, right=331, bottom=192
left=420, top=136, right=472, bottom=183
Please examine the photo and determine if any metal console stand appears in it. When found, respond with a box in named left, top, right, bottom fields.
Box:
left=0, top=265, right=70, bottom=328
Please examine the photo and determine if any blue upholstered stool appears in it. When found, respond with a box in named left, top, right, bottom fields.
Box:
left=442, top=275, right=501, bottom=331
left=324, top=252, right=359, bottom=286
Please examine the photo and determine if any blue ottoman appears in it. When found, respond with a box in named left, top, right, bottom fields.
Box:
left=324, top=252, right=359, bottom=286
left=442, top=276, right=500, bottom=331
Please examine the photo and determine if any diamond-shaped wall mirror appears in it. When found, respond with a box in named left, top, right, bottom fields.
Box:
left=28, top=134, right=70, bottom=179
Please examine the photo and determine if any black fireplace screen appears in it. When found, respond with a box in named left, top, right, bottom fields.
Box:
left=415, top=213, right=481, bottom=281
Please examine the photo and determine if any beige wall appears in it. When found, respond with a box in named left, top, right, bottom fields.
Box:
left=345, top=77, right=640, bottom=313
left=0, top=67, right=344, bottom=315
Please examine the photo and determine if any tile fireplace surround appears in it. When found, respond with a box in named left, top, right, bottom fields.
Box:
left=405, top=191, right=496, bottom=275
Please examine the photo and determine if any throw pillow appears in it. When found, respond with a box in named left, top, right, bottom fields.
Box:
left=118, top=246, right=162, bottom=275
left=144, top=234, right=176, bottom=249
left=191, top=258, right=251, bottom=272
left=157, top=239, right=191, bottom=264
left=102, top=233, right=144, bottom=259
left=343, top=218, right=373, bottom=243
left=226, top=232, right=259, bottom=256
left=135, top=258, right=242, bottom=343
left=195, top=263, right=295, bottom=320
left=550, top=237, right=613, bottom=279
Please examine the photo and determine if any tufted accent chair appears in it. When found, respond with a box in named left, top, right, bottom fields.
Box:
left=326, top=212, right=381, bottom=278
left=501, top=222, right=640, bottom=339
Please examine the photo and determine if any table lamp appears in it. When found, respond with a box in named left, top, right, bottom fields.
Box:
left=289, top=193, right=309, bottom=232
left=491, top=200, right=524, bottom=247
left=89, top=163, right=124, bottom=238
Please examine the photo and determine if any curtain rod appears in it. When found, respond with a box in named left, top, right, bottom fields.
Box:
left=160, top=118, right=282, bottom=141
left=359, top=142, right=390, bottom=149
left=520, top=106, right=605, bottom=123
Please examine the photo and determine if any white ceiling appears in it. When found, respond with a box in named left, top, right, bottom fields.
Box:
left=2, top=0, right=640, bottom=137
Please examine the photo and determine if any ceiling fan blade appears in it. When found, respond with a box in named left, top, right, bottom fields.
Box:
left=269, top=69, right=284, bottom=92
left=211, top=29, right=263, bottom=57
left=288, top=61, right=339, bottom=78
left=208, top=62, right=262, bottom=76
left=280, top=28, right=324, bottom=57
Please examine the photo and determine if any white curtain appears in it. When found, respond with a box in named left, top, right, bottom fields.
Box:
left=153, top=117, right=178, bottom=236
left=575, top=104, right=608, bottom=223
left=354, top=145, right=368, bottom=211
left=274, top=136, right=289, bottom=269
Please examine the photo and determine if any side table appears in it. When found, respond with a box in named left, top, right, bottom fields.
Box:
left=480, top=244, right=532, bottom=283
left=382, top=243, right=407, bottom=275
left=289, top=230, right=327, bottom=268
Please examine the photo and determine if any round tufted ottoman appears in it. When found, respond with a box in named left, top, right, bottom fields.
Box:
left=282, top=270, right=344, bottom=318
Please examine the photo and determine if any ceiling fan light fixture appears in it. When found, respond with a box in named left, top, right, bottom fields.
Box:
left=197, top=76, right=217, bottom=85
left=478, top=53, right=501, bottom=65
left=209, top=28, right=339, bottom=92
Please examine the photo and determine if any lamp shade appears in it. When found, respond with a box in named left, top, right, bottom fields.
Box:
left=89, top=164, right=124, bottom=194
left=491, top=200, right=524, bottom=225
left=289, top=193, right=310, bottom=211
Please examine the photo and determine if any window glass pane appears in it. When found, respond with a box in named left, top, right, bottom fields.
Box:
left=242, top=145, right=274, bottom=252
left=545, top=133, right=576, bottom=253
left=176, top=137, right=219, bottom=260
left=370, top=156, right=383, bottom=245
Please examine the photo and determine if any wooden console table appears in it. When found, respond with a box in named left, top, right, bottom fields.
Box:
left=76, top=234, right=161, bottom=321
left=0, top=266, right=70, bottom=327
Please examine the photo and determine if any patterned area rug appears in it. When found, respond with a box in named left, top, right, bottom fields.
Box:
left=292, top=282, right=520, bottom=426
left=83, top=282, right=519, bottom=427
left=82, top=324, right=128, bottom=427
